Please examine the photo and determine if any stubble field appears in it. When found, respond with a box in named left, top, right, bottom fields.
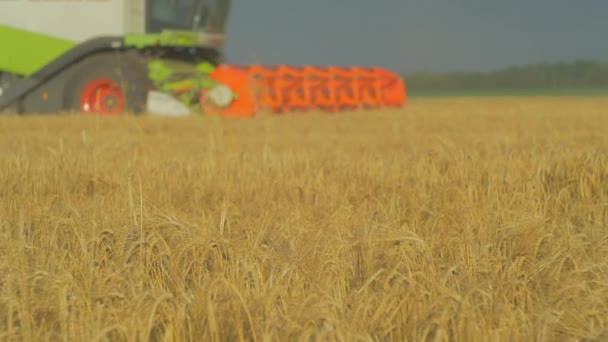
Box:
left=1, top=97, right=608, bottom=341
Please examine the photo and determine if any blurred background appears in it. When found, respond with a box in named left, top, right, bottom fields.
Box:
left=224, top=0, right=608, bottom=96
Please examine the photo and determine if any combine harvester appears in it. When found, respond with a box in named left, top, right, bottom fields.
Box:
left=0, top=0, right=407, bottom=118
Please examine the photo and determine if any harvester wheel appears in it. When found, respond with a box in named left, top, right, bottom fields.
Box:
left=64, top=52, right=151, bottom=115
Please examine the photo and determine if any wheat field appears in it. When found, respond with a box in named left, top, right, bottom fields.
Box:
left=1, top=97, right=608, bottom=341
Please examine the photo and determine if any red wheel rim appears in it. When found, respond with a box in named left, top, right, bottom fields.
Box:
left=79, top=79, right=125, bottom=115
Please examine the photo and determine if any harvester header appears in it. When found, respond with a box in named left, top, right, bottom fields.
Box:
left=0, top=0, right=406, bottom=117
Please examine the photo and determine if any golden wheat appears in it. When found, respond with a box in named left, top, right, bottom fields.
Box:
left=1, top=97, right=608, bottom=341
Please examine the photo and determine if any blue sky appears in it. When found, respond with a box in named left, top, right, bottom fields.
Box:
left=223, top=0, right=608, bottom=73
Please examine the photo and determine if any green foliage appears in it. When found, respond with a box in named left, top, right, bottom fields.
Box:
left=404, top=59, right=608, bottom=94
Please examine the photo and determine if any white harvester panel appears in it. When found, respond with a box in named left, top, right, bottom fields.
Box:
left=0, top=0, right=146, bottom=43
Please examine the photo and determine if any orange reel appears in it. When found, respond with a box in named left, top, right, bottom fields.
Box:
left=201, top=64, right=407, bottom=117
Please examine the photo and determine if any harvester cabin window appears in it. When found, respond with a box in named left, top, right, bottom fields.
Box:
left=204, top=0, right=231, bottom=33
left=147, top=0, right=230, bottom=33
left=148, top=0, right=198, bottom=32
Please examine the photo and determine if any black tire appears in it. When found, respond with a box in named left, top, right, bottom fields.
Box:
left=63, top=52, right=152, bottom=115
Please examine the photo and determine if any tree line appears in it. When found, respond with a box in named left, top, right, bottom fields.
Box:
left=403, top=59, right=608, bottom=91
